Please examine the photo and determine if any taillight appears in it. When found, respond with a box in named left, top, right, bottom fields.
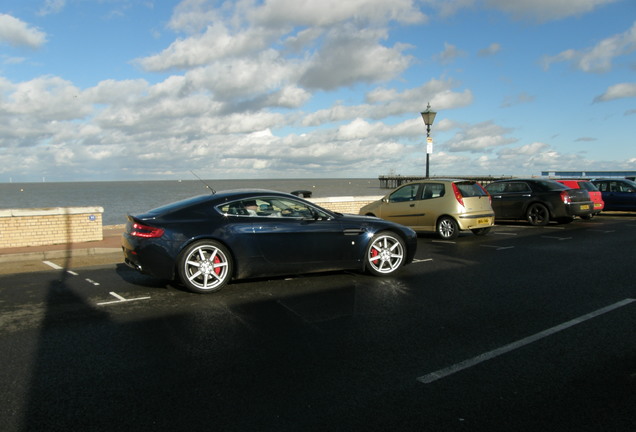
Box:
left=560, top=191, right=571, bottom=204
left=130, top=222, right=165, bottom=238
left=452, top=183, right=465, bottom=207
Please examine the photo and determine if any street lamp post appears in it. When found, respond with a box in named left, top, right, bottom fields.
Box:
left=420, top=103, right=437, bottom=178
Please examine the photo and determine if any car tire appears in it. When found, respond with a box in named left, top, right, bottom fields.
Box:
left=526, top=203, right=549, bottom=226
left=365, top=232, right=406, bottom=276
left=471, top=227, right=491, bottom=236
left=177, top=240, right=233, bottom=294
left=581, top=214, right=594, bottom=220
left=437, top=216, right=459, bottom=240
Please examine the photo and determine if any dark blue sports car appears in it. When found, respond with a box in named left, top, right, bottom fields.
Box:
left=122, top=190, right=418, bottom=293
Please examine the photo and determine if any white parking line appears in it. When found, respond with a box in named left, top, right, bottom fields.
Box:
left=417, top=298, right=635, bottom=384
left=97, top=292, right=151, bottom=306
left=413, top=258, right=433, bottom=263
left=43, top=260, right=62, bottom=270
left=541, top=235, right=572, bottom=241
left=42, top=261, right=79, bottom=275
left=481, top=245, right=514, bottom=251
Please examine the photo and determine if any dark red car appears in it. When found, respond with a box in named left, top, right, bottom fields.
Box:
left=556, top=179, right=604, bottom=219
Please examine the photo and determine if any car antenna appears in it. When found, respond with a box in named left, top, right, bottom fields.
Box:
left=191, top=170, right=216, bottom=194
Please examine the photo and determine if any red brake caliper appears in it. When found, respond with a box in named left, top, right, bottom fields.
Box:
left=213, top=255, right=222, bottom=275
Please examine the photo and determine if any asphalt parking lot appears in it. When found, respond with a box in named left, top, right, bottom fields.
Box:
left=0, top=215, right=634, bottom=431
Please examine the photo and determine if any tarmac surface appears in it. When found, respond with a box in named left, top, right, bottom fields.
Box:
left=0, top=225, right=124, bottom=275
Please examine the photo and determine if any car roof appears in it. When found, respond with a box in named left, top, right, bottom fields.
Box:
left=489, top=178, right=558, bottom=183
left=141, top=189, right=308, bottom=216
left=590, top=178, right=631, bottom=181
left=400, top=179, right=479, bottom=186
left=212, top=189, right=298, bottom=200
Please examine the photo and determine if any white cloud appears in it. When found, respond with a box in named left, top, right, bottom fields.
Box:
left=500, top=92, right=535, bottom=108
left=444, top=121, right=517, bottom=153
left=0, top=14, right=47, bottom=48
left=478, top=42, right=501, bottom=57
left=250, top=0, right=428, bottom=27
left=301, top=78, right=472, bottom=127
left=434, top=42, right=468, bottom=65
left=39, top=0, right=66, bottom=16
left=485, top=0, right=621, bottom=22
left=0, top=76, right=88, bottom=122
left=543, top=21, right=636, bottom=72
left=593, top=82, right=636, bottom=102
left=299, top=27, right=413, bottom=90
left=137, top=23, right=277, bottom=71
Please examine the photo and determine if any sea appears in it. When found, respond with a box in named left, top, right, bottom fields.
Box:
left=0, top=178, right=385, bottom=226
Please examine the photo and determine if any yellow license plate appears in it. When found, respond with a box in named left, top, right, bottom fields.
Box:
left=580, top=205, right=589, bottom=210
left=477, top=218, right=490, bottom=225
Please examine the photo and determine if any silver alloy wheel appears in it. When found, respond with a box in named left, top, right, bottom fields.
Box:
left=437, top=216, right=459, bottom=240
left=179, top=241, right=231, bottom=292
left=366, top=232, right=405, bottom=275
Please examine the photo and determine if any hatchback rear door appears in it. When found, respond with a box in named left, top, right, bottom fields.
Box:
left=455, top=181, right=493, bottom=213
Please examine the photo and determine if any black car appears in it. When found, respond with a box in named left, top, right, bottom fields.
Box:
left=590, top=178, right=636, bottom=211
left=485, top=179, right=594, bottom=225
left=122, top=190, right=418, bottom=293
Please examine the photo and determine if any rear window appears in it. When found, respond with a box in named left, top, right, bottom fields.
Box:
left=145, top=195, right=211, bottom=216
left=534, top=180, right=568, bottom=191
left=455, top=181, right=487, bottom=197
left=578, top=181, right=598, bottom=192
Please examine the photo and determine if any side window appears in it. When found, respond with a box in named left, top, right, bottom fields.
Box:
left=421, top=183, right=445, bottom=200
left=389, top=184, right=419, bottom=203
left=218, top=197, right=327, bottom=219
left=595, top=182, right=607, bottom=192
left=266, top=197, right=328, bottom=219
left=218, top=198, right=280, bottom=217
left=506, top=182, right=531, bottom=193
left=486, top=183, right=505, bottom=194
left=218, top=200, right=249, bottom=216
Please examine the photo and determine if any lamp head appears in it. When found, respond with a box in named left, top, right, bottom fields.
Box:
left=420, top=103, right=437, bottom=126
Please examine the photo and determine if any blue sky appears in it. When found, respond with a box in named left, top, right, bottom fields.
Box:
left=1, top=0, right=635, bottom=182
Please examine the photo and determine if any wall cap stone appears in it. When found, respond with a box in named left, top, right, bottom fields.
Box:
left=0, top=207, right=104, bottom=218
left=308, top=195, right=383, bottom=203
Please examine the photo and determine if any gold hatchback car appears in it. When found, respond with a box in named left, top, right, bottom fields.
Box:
left=359, top=179, right=495, bottom=239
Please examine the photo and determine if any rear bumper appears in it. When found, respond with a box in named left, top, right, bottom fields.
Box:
left=121, top=234, right=177, bottom=280
left=457, top=212, right=495, bottom=230
left=565, top=201, right=595, bottom=217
